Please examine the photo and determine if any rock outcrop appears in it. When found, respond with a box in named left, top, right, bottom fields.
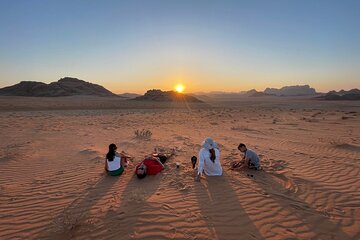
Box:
left=264, top=85, right=317, bottom=96
left=0, top=77, right=117, bottom=97
left=321, top=89, right=360, bottom=100
left=133, top=89, right=203, bottom=102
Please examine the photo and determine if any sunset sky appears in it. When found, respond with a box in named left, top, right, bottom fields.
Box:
left=0, top=0, right=359, bottom=93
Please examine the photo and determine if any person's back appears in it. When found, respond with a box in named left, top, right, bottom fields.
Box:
left=245, top=148, right=260, bottom=168
left=105, top=143, right=125, bottom=176
left=198, top=147, right=222, bottom=176
left=107, top=155, right=122, bottom=171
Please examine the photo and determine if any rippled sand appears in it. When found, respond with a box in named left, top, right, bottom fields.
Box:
left=0, top=96, right=359, bottom=240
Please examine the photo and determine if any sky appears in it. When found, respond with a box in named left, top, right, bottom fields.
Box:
left=0, top=0, right=359, bottom=93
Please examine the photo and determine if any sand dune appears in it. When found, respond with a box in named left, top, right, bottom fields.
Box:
left=0, top=97, right=359, bottom=239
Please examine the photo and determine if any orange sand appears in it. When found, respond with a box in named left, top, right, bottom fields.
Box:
left=0, top=96, right=359, bottom=239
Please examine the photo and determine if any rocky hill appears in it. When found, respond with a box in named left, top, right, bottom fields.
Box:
left=247, top=90, right=275, bottom=97
left=0, top=77, right=117, bottom=97
left=320, top=89, right=360, bottom=100
left=193, top=85, right=317, bottom=98
left=264, top=85, right=317, bottom=96
left=133, top=89, right=203, bottom=102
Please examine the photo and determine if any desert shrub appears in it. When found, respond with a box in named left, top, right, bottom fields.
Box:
left=134, top=129, right=152, bottom=140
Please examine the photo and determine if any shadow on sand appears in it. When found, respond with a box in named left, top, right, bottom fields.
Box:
left=102, top=172, right=163, bottom=239
left=194, top=172, right=264, bottom=240
left=37, top=172, right=121, bottom=239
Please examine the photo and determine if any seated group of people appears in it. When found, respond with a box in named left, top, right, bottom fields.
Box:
left=104, top=137, right=261, bottom=180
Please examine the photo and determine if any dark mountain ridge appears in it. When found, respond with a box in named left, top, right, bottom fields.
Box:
left=264, top=85, right=317, bottom=96
left=0, top=77, right=117, bottom=97
left=133, top=89, right=203, bottom=102
left=320, top=89, right=360, bottom=100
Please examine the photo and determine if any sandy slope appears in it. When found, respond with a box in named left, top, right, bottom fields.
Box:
left=0, top=97, right=359, bottom=239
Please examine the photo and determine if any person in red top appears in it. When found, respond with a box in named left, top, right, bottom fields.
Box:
left=135, top=153, right=170, bottom=179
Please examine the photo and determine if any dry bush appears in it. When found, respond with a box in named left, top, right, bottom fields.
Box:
left=134, top=129, right=152, bottom=140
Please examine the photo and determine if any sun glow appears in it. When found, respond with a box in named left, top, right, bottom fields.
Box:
left=175, top=84, right=185, bottom=93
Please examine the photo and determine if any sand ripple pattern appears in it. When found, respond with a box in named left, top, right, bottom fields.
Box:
left=0, top=105, right=359, bottom=240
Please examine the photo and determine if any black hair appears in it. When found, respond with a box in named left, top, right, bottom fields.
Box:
left=209, top=148, right=216, bottom=163
left=136, top=172, right=147, bottom=179
left=238, top=143, right=246, bottom=149
left=106, top=143, right=117, bottom=162
left=158, top=155, right=168, bottom=164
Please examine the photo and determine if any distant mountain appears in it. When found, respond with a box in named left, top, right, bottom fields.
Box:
left=0, top=77, right=117, bottom=97
left=248, top=90, right=275, bottom=97
left=320, top=89, right=360, bottom=100
left=133, top=89, right=203, bottom=102
left=244, top=89, right=258, bottom=96
left=241, top=89, right=273, bottom=97
left=328, top=89, right=360, bottom=95
left=118, top=93, right=142, bottom=99
left=192, top=91, right=248, bottom=99
left=193, top=85, right=317, bottom=98
left=264, top=85, right=317, bottom=96
left=194, top=91, right=246, bottom=95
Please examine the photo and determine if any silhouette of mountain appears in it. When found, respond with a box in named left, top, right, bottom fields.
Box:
left=248, top=90, right=275, bottom=97
left=244, top=89, right=258, bottom=96
left=0, top=77, right=117, bottom=97
left=320, top=89, right=360, bottom=100
left=133, top=89, right=203, bottom=102
left=193, top=85, right=317, bottom=98
left=264, top=85, right=317, bottom=96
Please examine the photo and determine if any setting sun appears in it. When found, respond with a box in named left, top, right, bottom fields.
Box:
left=175, top=84, right=185, bottom=93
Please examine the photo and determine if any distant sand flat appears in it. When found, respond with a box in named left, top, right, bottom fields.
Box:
left=0, top=96, right=359, bottom=240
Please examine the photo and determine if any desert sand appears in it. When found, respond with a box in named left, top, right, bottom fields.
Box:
left=0, top=96, right=359, bottom=240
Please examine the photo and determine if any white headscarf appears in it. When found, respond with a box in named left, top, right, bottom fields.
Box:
left=201, top=137, right=218, bottom=150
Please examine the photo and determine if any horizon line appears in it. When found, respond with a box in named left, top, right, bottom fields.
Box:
left=0, top=77, right=358, bottom=95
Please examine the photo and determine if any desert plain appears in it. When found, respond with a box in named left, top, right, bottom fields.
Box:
left=0, top=96, right=359, bottom=240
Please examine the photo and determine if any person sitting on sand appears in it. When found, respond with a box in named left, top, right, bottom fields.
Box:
left=232, top=143, right=261, bottom=170
left=195, top=137, right=222, bottom=181
left=105, top=143, right=128, bottom=176
left=135, top=153, right=172, bottom=179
